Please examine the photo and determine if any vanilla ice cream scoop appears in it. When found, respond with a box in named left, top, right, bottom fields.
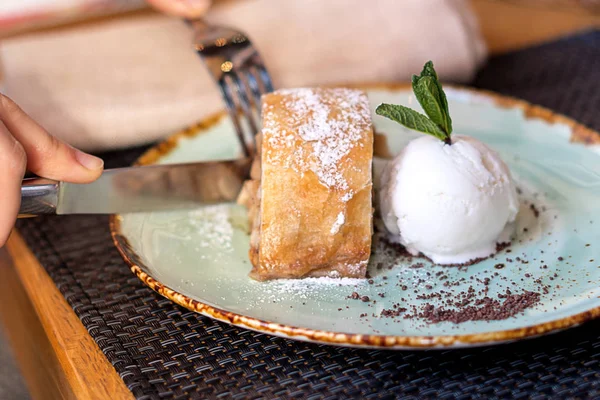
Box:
left=380, top=134, right=519, bottom=265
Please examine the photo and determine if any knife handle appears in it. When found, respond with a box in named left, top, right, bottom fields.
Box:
left=19, top=178, right=60, bottom=217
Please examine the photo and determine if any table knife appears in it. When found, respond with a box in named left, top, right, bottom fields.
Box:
left=19, top=158, right=252, bottom=216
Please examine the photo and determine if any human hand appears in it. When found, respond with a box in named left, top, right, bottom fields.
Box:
left=0, top=94, right=104, bottom=246
left=145, top=0, right=212, bottom=18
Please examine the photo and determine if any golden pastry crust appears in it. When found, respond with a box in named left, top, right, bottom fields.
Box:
left=244, top=88, right=374, bottom=280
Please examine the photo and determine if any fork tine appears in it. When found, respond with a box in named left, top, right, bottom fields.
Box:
left=189, top=20, right=275, bottom=157
left=254, top=62, right=274, bottom=93
left=218, top=75, right=251, bottom=157
left=243, top=69, right=262, bottom=113
left=229, top=71, right=259, bottom=154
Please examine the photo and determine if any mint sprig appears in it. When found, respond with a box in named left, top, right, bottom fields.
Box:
left=375, top=104, right=447, bottom=142
left=376, top=61, right=453, bottom=144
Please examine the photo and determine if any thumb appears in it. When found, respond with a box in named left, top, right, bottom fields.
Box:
left=0, top=94, right=103, bottom=183
left=146, top=0, right=212, bottom=18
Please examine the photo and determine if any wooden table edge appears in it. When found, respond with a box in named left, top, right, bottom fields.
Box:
left=0, top=231, right=133, bottom=400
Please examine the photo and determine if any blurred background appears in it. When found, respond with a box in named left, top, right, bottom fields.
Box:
left=2, top=0, right=600, bottom=50
left=0, top=1, right=599, bottom=399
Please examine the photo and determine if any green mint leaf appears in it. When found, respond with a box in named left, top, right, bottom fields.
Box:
left=411, top=73, right=420, bottom=87
left=375, top=103, right=449, bottom=143
left=420, top=60, right=438, bottom=80
left=433, top=78, right=452, bottom=134
left=412, top=61, right=453, bottom=136
left=412, top=76, right=450, bottom=134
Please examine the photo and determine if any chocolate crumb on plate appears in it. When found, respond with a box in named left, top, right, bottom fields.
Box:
left=412, top=291, right=541, bottom=324
left=381, top=308, right=407, bottom=318
left=530, top=203, right=540, bottom=218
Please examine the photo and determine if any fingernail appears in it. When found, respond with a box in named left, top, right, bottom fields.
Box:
left=74, top=149, right=104, bottom=170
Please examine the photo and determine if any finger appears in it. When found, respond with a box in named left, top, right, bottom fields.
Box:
left=0, top=122, right=27, bottom=246
left=146, top=0, right=211, bottom=18
left=0, top=94, right=103, bottom=184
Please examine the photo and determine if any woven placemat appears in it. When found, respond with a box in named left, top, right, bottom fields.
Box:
left=16, top=30, right=600, bottom=399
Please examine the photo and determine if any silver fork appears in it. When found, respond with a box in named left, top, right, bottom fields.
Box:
left=189, top=20, right=274, bottom=157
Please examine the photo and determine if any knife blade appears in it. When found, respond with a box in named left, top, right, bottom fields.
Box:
left=19, top=158, right=252, bottom=216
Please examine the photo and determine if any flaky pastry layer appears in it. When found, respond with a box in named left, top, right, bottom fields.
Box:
left=239, top=88, right=374, bottom=280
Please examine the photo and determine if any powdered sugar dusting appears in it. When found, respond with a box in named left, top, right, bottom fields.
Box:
left=330, top=212, right=345, bottom=234
left=263, top=88, right=371, bottom=195
left=272, top=276, right=365, bottom=287
left=188, top=205, right=234, bottom=252
left=238, top=274, right=367, bottom=304
left=346, top=261, right=367, bottom=275
left=259, top=276, right=366, bottom=301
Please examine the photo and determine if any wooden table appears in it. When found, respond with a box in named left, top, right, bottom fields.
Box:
left=0, top=233, right=133, bottom=400
left=0, top=2, right=599, bottom=399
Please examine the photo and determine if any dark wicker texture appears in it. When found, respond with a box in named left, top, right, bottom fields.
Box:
left=16, top=30, right=600, bottom=399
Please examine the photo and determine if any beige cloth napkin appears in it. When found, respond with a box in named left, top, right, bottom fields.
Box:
left=0, top=0, right=486, bottom=152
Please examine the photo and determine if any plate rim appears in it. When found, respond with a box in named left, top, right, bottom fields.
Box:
left=110, top=83, right=600, bottom=349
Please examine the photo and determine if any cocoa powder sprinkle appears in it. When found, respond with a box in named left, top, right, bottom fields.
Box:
left=416, top=291, right=540, bottom=324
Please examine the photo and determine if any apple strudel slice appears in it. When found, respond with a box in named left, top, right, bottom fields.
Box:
left=239, top=88, right=374, bottom=280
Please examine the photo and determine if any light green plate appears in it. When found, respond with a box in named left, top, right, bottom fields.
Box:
left=111, top=84, right=600, bottom=349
